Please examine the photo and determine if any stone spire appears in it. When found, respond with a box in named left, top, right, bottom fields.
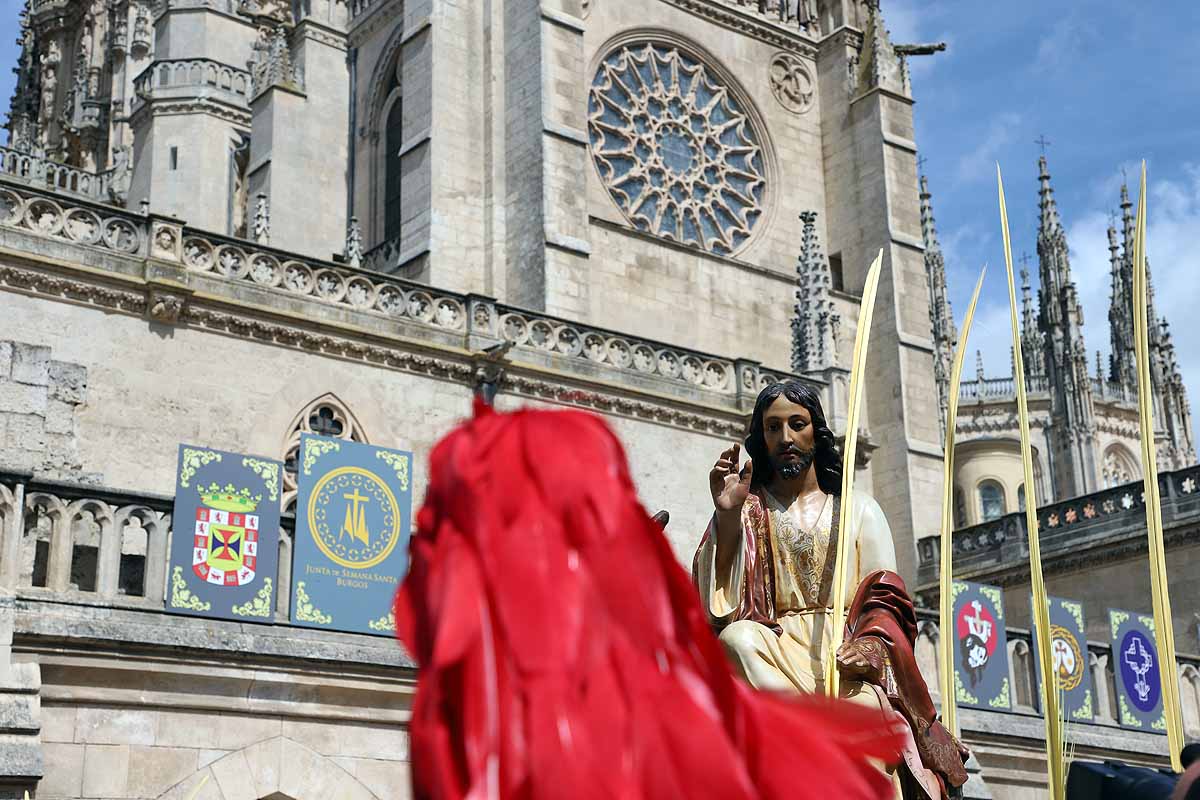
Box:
left=5, top=0, right=39, bottom=152
left=791, top=211, right=840, bottom=375
left=1036, top=154, right=1098, bottom=498
left=920, top=175, right=956, bottom=443
left=1019, top=259, right=1043, bottom=380
left=1105, top=179, right=1195, bottom=468
left=1157, top=320, right=1197, bottom=467
left=1107, top=218, right=1136, bottom=388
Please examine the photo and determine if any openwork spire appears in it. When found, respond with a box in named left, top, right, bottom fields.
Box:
left=1019, top=259, right=1043, bottom=379
left=920, top=175, right=956, bottom=443
left=791, top=211, right=840, bottom=374
left=1107, top=219, right=1136, bottom=389
left=1035, top=154, right=1097, bottom=497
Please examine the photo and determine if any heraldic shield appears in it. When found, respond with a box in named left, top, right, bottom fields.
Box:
left=951, top=580, right=1012, bottom=711
left=1109, top=608, right=1167, bottom=733
left=168, top=444, right=283, bottom=622
left=291, top=434, right=413, bottom=637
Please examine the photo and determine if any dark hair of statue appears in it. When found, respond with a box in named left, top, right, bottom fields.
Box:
left=744, top=380, right=843, bottom=495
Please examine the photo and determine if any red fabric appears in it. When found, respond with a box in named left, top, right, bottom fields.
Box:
left=847, top=571, right=969, bottom=794
left=395, top=404, right=904, bottom=800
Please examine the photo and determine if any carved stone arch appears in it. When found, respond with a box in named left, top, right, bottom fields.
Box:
left=154, top=736, right=383, bottom=800
left=1102, top=443, right=1140, bottom=488
left=281, top=392, right=371, bottom=511
left=361, top=23, right=405, bottom=245
left=362, top=23, right=404, bottom=143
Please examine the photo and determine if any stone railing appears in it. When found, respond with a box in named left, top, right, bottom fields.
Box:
left=916, top=462, right=1200, bottom=585
left=0, top=146, right=113, bottom=203
left=912, top=613, right=1200, bottom=738
left=0, top=472, right=301, bottom=620
left=5, top=469, right=1198, bottom=740
left=1092, top=377, right=1137, bottom=404
left=0, top=179, right=812, bottom=405
left=958, top=374, right=1051, bottom=401
left=132, top=58, right=253, bottom=109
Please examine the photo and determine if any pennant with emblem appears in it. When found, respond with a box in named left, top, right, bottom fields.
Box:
left=167, top=444, right=282, bottom=622
left=1031, top=595, right=1094, bottom=721
left=1109, top=608, right=1167, bottom=733
left=291, top=434, right=413, bottom=636
left=951, top=580, right=1011, bottom=710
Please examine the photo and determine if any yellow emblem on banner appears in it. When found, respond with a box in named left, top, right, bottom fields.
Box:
left=307, top=466, right=401, bottom=569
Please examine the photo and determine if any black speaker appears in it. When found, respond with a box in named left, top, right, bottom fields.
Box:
left=1067, top=760, right=1178, bottom=800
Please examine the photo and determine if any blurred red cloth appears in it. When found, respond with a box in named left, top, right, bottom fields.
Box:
left=395, top=403, right=904, bottom=800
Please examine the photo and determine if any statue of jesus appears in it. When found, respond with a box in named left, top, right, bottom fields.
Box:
left=693, top=380, right=968, bottom=800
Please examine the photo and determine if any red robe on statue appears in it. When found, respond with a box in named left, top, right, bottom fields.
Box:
left=394, top=403, right=906, bottom=800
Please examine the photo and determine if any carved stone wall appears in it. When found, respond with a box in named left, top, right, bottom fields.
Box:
left=0, top=340, right=95, bottom=484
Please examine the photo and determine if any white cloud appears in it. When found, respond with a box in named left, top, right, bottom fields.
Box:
left=958, top=300, right=1016, bottom=381
left=1034, top=14, right=1099, bottom=71
left=955, top=112, right=1023, bottom=183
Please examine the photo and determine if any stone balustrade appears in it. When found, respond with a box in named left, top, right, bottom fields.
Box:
left=958, top=373, right=1136, bottom=405
left=912, top=612, right=1200, bottom=739
left=132, top=58, right=253, bottom=110
left=0, top=179, right=807, bottom=406
left=917, top=462, right=1200, bottom=585
left=958, top=374, right=1050, bottom=401
left=0, top=146, right=113, bottom=202
left=5, top=469, right=1198, bottom=741
left=0, top=472, right=300, bottom=620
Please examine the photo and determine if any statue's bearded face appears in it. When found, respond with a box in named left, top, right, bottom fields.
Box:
left=762, top=396, right=817, bottom=480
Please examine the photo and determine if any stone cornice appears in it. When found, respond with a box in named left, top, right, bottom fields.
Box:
left=129, top=96, right=253, bottom=127
left=0, top=243, right=753, bottom=440
left=656, top=0, right=819, bottom=57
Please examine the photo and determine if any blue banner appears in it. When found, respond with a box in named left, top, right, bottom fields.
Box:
left=291, top=434, right=412, bottom=636
left=1031, top=596, right=1094, bottom=721
left=1109, top=609, right=1167, bottom=733
left=951, top=580, right=1011, bottom=710
left=167, top=444, right=282, bottom=622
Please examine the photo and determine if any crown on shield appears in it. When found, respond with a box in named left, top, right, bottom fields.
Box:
left=199, top=482, right=262, bottom=513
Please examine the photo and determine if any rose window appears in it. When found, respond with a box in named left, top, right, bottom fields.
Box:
left=588, top=43, right=767, bottom=255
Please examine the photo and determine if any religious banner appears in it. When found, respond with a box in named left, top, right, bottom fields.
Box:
left=291, top=434, right=412, bottom=636
left=167, top=444, right=282, bottom=622
left=951, top=580, right=1011, bottom=710
left=1109, top=609, right=1167, bottom=733
left=1031, top=596, right=1094, bottom=721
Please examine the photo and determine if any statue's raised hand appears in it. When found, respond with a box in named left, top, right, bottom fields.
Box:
left=710, top=443, right=753, bottom=512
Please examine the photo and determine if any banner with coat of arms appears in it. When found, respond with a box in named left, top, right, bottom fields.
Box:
left=291, top=434, right=413, bottom=636
left=951, top=580, right=1011, bottom=711
left=167, top=445, right=282, bottom=621
left=1031, top=595, right=1094, bottom=721
left=1109, top=608, right=1167, bottom=733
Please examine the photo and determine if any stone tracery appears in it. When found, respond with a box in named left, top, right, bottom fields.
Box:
left=588, top=41, right=766, bottom=256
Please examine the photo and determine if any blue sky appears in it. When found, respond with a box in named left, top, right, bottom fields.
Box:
left=887, top=0, right=1200, bottom=398
left=0, top=1, right=1197, bottom=398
